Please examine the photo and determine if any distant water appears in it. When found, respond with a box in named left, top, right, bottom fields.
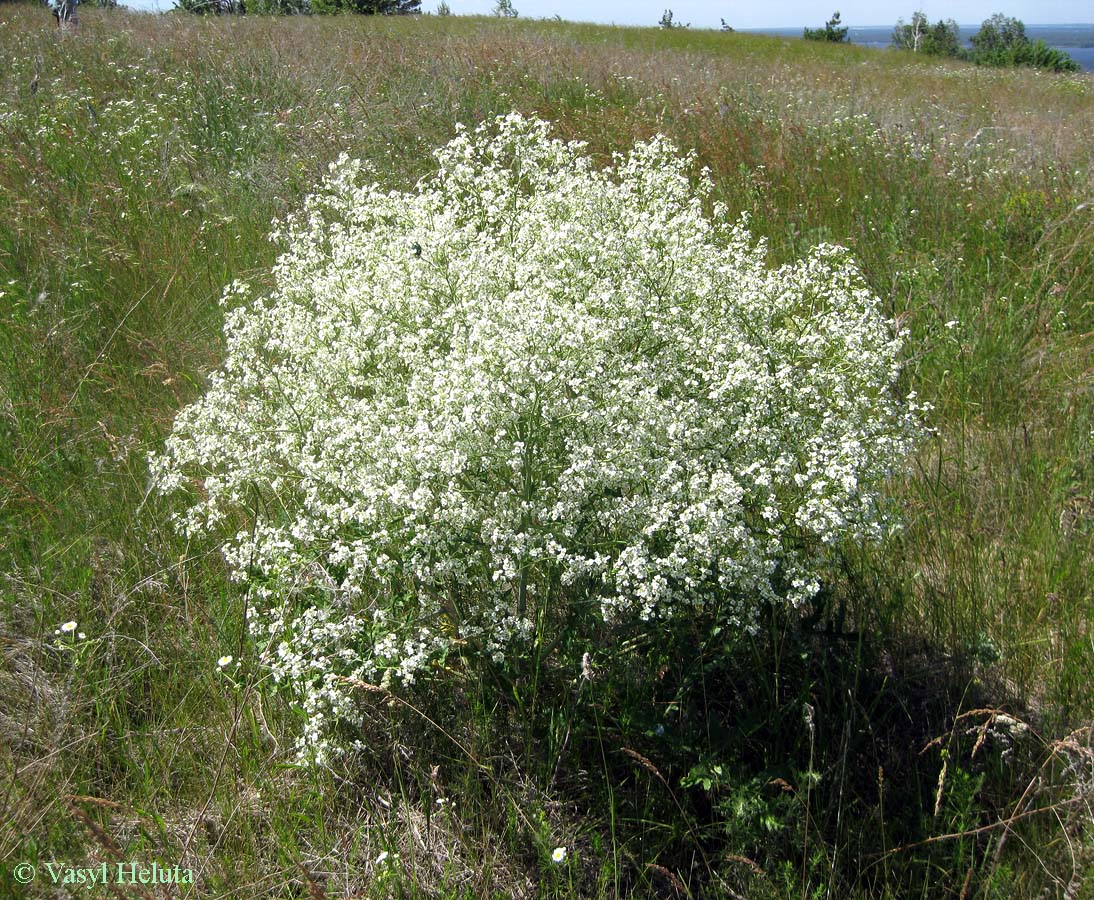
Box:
left=743, top=24, right=1094, bottom=72
left=1065, top=47, right=1094, bottom=70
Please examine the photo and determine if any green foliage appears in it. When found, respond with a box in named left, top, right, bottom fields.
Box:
left=970, top=13, right=1027, bottom=54
left=891, top=11, right=960, bottom=57
left=965, top=14, right=1080, bottom=72
left=492, top=0, right=516, bottom=17
left=311, top=0, right=419, bottom=13
left=804, top=10, right=848, bottom=43
left=888, top=11, right=1081, bottom=74
left=248, top=0, right=309, bottom=13
left=435, top=0, right=450, bottom=14
left=658, top=9, right=687, bottom=29
left=174, top=0, right=245, bottom=14
left=971, top=37, right=1080, bottom=73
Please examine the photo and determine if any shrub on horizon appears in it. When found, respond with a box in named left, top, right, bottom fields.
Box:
left=804, top=10, right=848, bottom=42
left=309, top=0, right=420, bottom=14
left=891, top=12, right=960, bottom=57
left=151, top=114, right=924, bottom=762
left=966, top=14, right=1079, bottom=72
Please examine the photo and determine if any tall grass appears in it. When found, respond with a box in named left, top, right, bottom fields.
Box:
left=1, top=7, right=1090, bottom=898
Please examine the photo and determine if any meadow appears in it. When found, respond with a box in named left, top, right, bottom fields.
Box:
left=0, top=6, right=1091, bottom=898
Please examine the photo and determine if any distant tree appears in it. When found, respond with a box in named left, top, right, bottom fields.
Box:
left=175, top=0, right=244, bottom=13
left=892, top=11, right=959, bottom=56
left=970, top=13, right=1026, bottom=53
left=435, top=0, right=450, bottom=12
left=658, top=9, right=687, bottom=28
left=1019, top=40, right=1080, bottom=72
left=48, top=0, right=80, bottom=25
left=249, top=0, right=308, bottom=12
left=804, top=10, right=848, bottom=42
left=720, top=17, right=733, bottom=32
left=927, top=17, right=961, bottom=55
left=492, top=0, right=516, bottom=17
left=892, top=11, right=927, bottom=52
left=966, top=14, right=1079, bottom=72
left=311, top=0, right=419, bottom=12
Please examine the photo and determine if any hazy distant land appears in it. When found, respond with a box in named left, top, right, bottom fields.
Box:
left=744, top=23, right=1094, bottom=70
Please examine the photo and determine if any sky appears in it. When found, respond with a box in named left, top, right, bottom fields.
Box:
left=119, top=0, right=1094, bottom=29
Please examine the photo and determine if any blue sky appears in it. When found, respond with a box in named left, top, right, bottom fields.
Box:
left=119, top=0, right=1093, bottom=29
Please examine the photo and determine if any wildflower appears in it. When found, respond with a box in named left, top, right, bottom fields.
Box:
left=217, top=655, right=234, bottom=668
left=551, top=846, right=567, bottom=864
left=151, top=113, right=924, bottom=763
left=60, top=621, right=77, bottom=634
left=375, top=851, right=389, bottom=865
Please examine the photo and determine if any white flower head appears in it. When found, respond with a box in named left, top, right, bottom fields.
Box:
left=551, top=846, right=567, bottom=864
left=375, top=851, right=389, bottom=865
left=217, top=655, right=234, bottom=668
left=60, top=621, right=77, bottom=634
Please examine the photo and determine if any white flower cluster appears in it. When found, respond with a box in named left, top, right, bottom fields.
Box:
left=151, top=113, right=923, bottom=761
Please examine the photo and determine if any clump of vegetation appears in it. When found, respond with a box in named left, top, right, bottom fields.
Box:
left=967, top=13, right=1080, bottom=72
left=309, top=0, right=420, bottom=14
left=174, top=0, right=246, bottom=13
left=152, top=113, right=923, bottom=763
left=891, top=11, right=960, bottom=57
left=891, top=10, right=1080, bottom=72
left=804, top=10, right=848, bottom=43
left=658, top=9, right=687, bottom=30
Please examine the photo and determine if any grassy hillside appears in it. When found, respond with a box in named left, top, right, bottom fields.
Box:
left=1, top=7, right=1091, bottom=898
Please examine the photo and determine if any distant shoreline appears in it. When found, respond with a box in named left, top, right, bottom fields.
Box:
left=741, top=24, right=1094, bottom=71
left=740, top=24, right=1094, bottom=49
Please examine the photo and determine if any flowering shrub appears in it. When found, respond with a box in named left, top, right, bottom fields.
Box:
left=151, top=113, right=922, bottom=761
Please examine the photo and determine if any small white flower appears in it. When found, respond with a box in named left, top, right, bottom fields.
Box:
left=78, top=632, right=86, bottom=640
left=551, top=846, right=567, bottom=864
left=217, top=655, right=234, bottom=668
left=60, top=621, right=77, bottom=634
left=375, top=851, right=389, bottom=865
